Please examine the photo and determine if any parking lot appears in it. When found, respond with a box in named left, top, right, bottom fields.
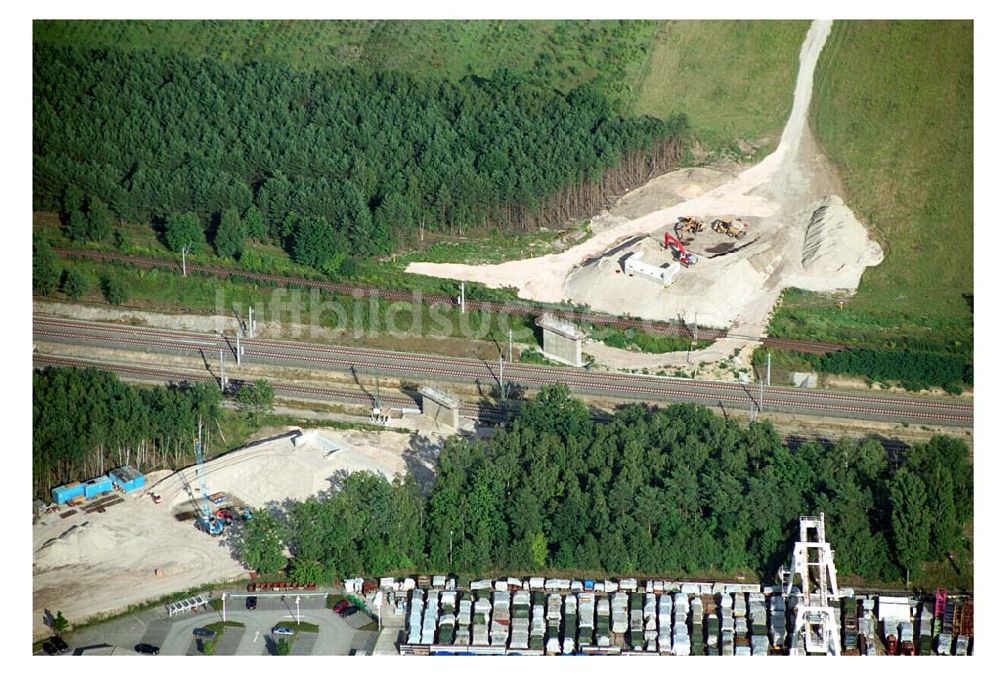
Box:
left=37, top=591, right=383, bottom=656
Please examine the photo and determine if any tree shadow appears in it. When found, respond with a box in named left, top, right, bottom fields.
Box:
left=263, top=635, right=279, bottom=656
left=402, top=434, right=442, bottom=493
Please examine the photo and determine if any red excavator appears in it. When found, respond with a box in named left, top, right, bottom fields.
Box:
left=664, top=232, right=698, bottom=266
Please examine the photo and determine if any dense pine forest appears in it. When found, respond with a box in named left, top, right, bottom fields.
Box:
left=33, top=44, right=687, bottom=272
left=34, top=367, right=971, bottom=584
left=32, top=367, right=223, bottom=499
left=238, top=385, right=972, bottom=585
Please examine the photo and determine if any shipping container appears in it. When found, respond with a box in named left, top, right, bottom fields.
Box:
left=83, top=475, right=114, bottom=498
left=109, top=465, right=145, bottom=493
left=52, top=481, right=85, bottom=505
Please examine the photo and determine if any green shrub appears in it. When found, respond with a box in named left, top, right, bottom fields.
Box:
left=61, top=267, right=91, bottom=299
left=100, top=275, right=129, bottom=305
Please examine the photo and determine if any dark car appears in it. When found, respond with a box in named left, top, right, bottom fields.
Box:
left=246, top=596, right=258, bottom=610
left=193, top=627, right=217, bottom=639
left=333, top=599, right=350, bottom=614
left=134, top=643, right=160, bottom=655
left=340, top=606, right=359, bottom=617
left=51, top=637, right=69, bottom=654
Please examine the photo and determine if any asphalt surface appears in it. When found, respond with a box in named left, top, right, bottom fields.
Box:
left=37, top=591, right=380, bottom=656
left=33, top=316, right=973, bottom=428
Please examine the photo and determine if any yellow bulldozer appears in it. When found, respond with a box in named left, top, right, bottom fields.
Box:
left=674, top=216, right=705, bottom=234
left=710, top=218, right=748, bottom=239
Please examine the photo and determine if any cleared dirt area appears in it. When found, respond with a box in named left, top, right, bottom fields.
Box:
left=407, top=21, right=883, bottom=356
left=32, top=427, right=445, bottom=640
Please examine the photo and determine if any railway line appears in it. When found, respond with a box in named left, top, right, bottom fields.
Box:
left=52, top=247, right=842, bottom=352
left=33, top=316, right=973, bottom=428
left=32, top=353, right=915, bottom=458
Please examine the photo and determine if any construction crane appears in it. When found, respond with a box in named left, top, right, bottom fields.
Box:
left=780, top=513, right=841, bottom=655
left=663, top=232, right=699, bottom=266
left=193, top=419, right=224, bottom=537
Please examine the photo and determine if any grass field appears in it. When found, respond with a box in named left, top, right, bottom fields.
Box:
left=35, top=19, right=807, bottom=151
left=632, top=20, right=809, bottom=154
left=778, top=21, right=973, bottom=355
left=33, top=20, right=658, bottom=107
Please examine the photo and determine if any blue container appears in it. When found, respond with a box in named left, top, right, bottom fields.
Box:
left=83, top=475, right=114, bottom=498
left=52, top=482, right=85, bottom=505
left=583, top=579, right=596, bottom=591
left=109, top=465, right=145, bottom=493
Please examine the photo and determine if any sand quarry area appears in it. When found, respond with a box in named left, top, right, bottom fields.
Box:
left=407, top=20, right=883, bottom=341
left=32, top=427, right=444, bottom=639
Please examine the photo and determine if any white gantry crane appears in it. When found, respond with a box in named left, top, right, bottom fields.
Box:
left=779, top=513, right=842, bottom=655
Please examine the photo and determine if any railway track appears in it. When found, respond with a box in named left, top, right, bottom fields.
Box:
left=53, top=246, right=846, bottom=351
left=33, top=353, right=917, bottom=459
left=33, top=316, right=972, bottom=427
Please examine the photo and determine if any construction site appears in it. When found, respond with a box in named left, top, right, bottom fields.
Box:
left=406, top=20, right=884, bottom=342
left=32, top=427, right=445, bottom=640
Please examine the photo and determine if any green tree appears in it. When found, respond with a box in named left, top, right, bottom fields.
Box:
left=60, top=267, right=91, bottom=300
left=33, top=237, right=61, bottom=296
left=243, top=205, right=267, bottom=241
left=66, top=209, right=89, bottom=242
left=889, top=468, right=932, bottom=579
left=86, top=195, right=114, bottom=243
left=52, top=610, right=69, bottom=635
left=289, top=557, right=326, bottom=585
left=61, top=184, right=84, bottom=216
left=237, top=511, right=286, bottom=574
left=291, top=215, right=348, bottom=274
left=529, top=531, right=548, bottom=569
left=276, top=638, right=292, bottom=655
left=214, top=207, right=246, bottom=259
left=164, top=211, right=205, bottom=253
left=237, top=379, right=275, bottom=422
left=113, top=228, right=131, bottom=252
left=101, top=274, right=129, bottom=305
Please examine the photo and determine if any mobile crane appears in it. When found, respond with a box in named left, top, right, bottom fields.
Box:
left=193, top=421, right=224, bottom=537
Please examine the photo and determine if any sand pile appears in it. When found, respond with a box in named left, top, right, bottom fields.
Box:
left=566, top=231, right=775, bottom=328
left=35, top=522, right=128, bottom=569
left=159, top=428, right=432, bottom=510
left=796, top=195, right=884, bottom=289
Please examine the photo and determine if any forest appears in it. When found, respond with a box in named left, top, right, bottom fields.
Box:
left=33, top=44, right=687, bottom=273
left=238, top=385, right=972, bottom=585
left=32, top=367, right=223, bottom=499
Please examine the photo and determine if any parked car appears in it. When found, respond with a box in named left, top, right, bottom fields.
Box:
left=333, top=600, right=350, bottom=614
left=134, top=643, right=160, bottom=655
left=246, top=596, right=258, bottom=610
left=51, top=637, right=69, bottom=654
left=273, top=625, right=296, bottom=636
left=340, top=606, right=359, bottom=617
left=193, top=627, right=217, bottom=639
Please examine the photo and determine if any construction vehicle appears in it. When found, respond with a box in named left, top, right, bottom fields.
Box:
left=674, top=216, right=705, bottom=234
left=663, top=232, right=698, bottom=266
left=711, top=218, right=749, bottom=239
left=193, top=423, right=224, bottom=537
